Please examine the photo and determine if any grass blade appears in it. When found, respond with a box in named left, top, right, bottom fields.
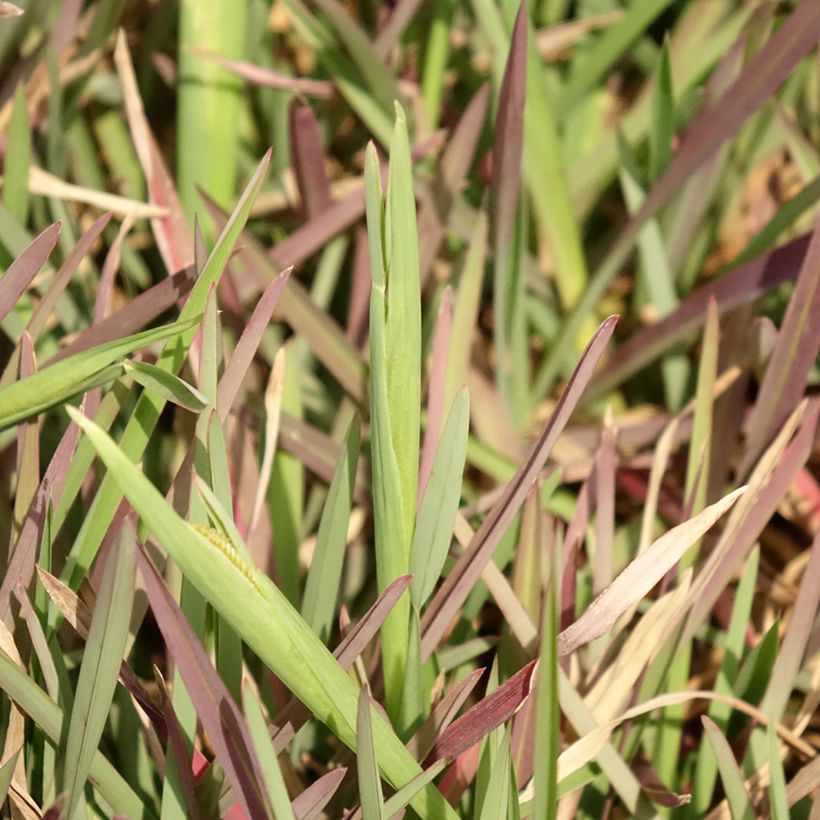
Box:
left=61, top=522, right=136, bottom=818
left=410, top=388, right=470, bottom=611
left=302, top=418, right=360, bottom=642
left=701, top=716, right=754, bottom=820
left=67, top=409, right=458, bottom=819
left=357, top=684, right=386, bottom=820
left=421, top=316, right=617, bottom=658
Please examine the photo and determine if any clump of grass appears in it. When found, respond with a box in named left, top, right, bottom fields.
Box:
left=0, top=2, right=818, bottom=818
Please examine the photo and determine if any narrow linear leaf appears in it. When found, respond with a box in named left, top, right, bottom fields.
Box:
left=410, top=388, right=470, bottom=610
left=62, top=523, right=136, bottom=818
left=702, top=717, right=754, bottom=820
left=302, top=419, right=360, bottom=642
left=123, top=360, right=208, bottom=412
left=557, top=487, right=745, bottom=656
left=67, top=409, right=458, bottom=819
left=0, top=222, right=60, bottom=323
left=357, top=685, right=385, bottom=820
left=421, top=316, right=617, bottom=658
left=0, top=317, right=199, bottom=430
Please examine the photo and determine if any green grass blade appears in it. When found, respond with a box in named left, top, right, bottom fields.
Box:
left=4, top=84, right=29, bottom=225
left=122, top=361, right=208, bottom=413
left=243, top=685, right=296, bottom=820
left=534, top=544, right=559, bottom=820
left=766, top=723, right=789, bottom=820
left=66, top=408, right=458, bottom=820
left=62, top=523, right=136, bottom=818
left=302, top=418, right=360, bottom=642
left=558, top=0, right=676, bottom=115
left=410, top=388, right=469, bottom=611
left=649, top=40, right=675, bottom=182
left=0, top=649, right=146, bottom=818
left=177, top=0, right=246, bottom=234
left=689, top=546, right=760, bottom=816
left=0, top=317, right=198, bottom=431
left=382, top=760, right=447, bottom=819
left=357, top=684, right=386, bottom=820
left=365, top=113, right=420, bottom=725
left=701, top=716, right=754, bottom=820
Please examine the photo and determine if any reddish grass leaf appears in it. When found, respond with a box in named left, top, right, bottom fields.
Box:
left=418, top=287, right=452, bottom=501
left=420, top=316, right=618, bottom=658
left=114, top=31, right=194, bottom=275
left=491, top=3, right=526, bottom=268
left=407, top=667, right=485, bottom=761
left=0, top=410, right=82, bottom=624
left=289, top=102, right=333, bottom=217
left=0, top=222, right=61, bottom=323
left=291, top=767, right=348, bottom=819
left=587, top=233, right=811, bottom=398
left=24, top=213, right=111, bottom=344
left=189, top=47, right=334, bottom=99
left=424, top=660, right=537, bottom=765
left=155, top=672, right=203, bottom=820
left=48, top=266, right=196, bottom=365
left=740, top=213, right=820, bottom=473
left=216, top=268, right=292, bottom=421
left=136, top=547, right=270, bottom=820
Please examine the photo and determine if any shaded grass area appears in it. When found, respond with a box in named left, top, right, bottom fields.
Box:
left=0, top=0, right=818, bottom=817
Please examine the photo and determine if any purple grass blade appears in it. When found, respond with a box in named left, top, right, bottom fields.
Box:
left=202, top=195, right=366, bottom=401
left=25, top=213, right=111, bottom=343
left=188, top=46, right=334, bottom=98
left=334, top=575, right=412, bottom=668
left=418, top=84, right=490, bottom=282
left=420, top=317, right=618, bottom=659
left=155, top=673, right=203, bottom=820
left=291, top=767, right=348, bottom=819
left=638, top=2, right=820, bottom=232
left=346, top=227, right=371, bottom=347
left=407, top=667, right=485, bottom=761
left=419, top=288, right=452, bottom=502
left=48, top=266, right=196, bottom=365
left=373, top=0, right=422, bottom=58
left=0, top=408, right=82, bottom=624
left=424, top=660, right=537, bottom=765
left=50, top=0, right=81, bottom=49
left=136, top=547, right=270, bottom=820
left=216, top=268, right=292, bottom=421
left=540, top=1, right=820, bottom=395
left=0, top=222, right=60, bottom=322
left=289, top=102, right=333, bottom=217
left=593, top=414, right=616, bottom=595
left=587, top=233, right=810, bottom=398
left=491, top=2, right=526, bottom=268
left=740, top=213, right=820, bottom=474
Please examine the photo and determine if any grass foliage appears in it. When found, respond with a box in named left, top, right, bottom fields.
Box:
left=0, top=0, right=818, bottom=818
